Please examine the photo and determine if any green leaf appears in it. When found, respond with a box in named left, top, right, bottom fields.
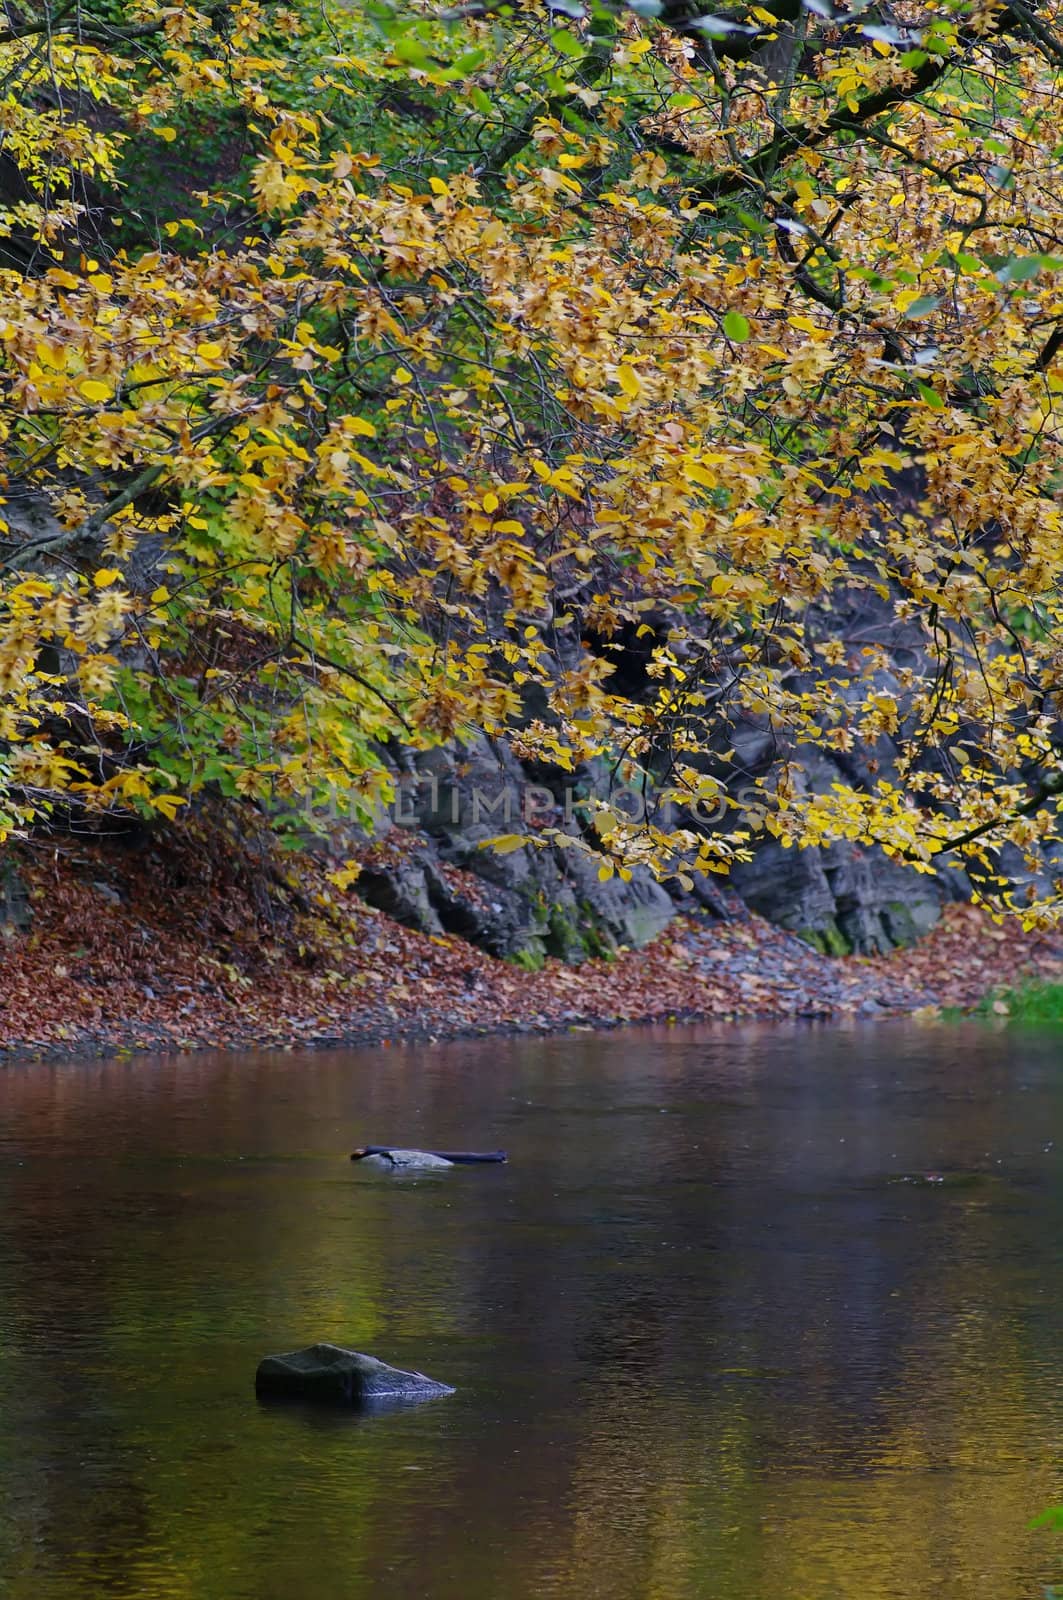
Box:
left=903, top=295, right=940, bottom=318
left=452, top=47, right=488, bottom=73
left=550, top=26, right=586, bottom=56
left=364, top=0, right=400, bottom=34
left=916, top=380, right=945, bottom=410
left=393, top=35, right=430, bottom=66
left=723, top=310, right=750, bottom=341
left=733, top=208, right=772, bottom=236
left=850, top=267, right=895, bottom=291
left=470, top=86, right=493, bottom=115
left=995, top=256, right=1041, bottom=284
left=952, top=252, right=982, bottom=273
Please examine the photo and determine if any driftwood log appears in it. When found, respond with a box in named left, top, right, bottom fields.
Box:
left=350, top=1145, right=507, bottom=1165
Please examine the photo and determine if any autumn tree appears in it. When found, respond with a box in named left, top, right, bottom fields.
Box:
left=1, top=0, right=1063, bottom=918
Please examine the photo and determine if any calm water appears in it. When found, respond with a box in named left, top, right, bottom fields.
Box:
left=1, top=1023, right=1062, bottom=1600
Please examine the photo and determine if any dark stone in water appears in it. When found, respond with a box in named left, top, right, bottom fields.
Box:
left=255, top=1344, right=455, bottom=1406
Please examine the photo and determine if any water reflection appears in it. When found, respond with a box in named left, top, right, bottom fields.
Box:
left=0, top=1023, right=1061, bottom=1598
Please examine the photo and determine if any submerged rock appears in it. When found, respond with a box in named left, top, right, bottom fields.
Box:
left=255, top=1344, right=455, bottom=1405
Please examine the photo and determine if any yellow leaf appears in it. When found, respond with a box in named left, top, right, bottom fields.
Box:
left=480, top=833, right=526, bottom=854
left=94, top=568, right=121, bottom=588
left=617, top=364, right=641, bottom=398
left=482, top=491, right=500, bottom=513
left=328, top=860, right=362, bottom=890
left=150, top=794, right=187, bottom=819
left=156, top=126, right=178, bottom=143
left=79, top=379, right=113, bottom=403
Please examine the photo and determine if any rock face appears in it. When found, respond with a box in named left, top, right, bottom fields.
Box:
left=0, top=862, right=31, bottom=937
left=333, top=586, right=992, bottom=962
left=342, top=728, right=963, bottom=963
left=255, top=1345, right=455, bottom=1405
left=352, top=736, right=675, bottom=969
left=727, top=836, right=965, bottom=955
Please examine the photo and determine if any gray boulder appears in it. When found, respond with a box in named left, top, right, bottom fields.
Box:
left=255, top=1344, right=454, bottom=1406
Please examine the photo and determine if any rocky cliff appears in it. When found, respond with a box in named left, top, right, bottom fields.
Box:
left=343, top=729, right=968, bottom=965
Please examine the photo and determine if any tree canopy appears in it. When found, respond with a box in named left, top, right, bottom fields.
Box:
left=2, top=0, right=1063, bottom=918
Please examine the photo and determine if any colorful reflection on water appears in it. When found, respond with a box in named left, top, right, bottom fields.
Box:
left=0, top=1022, right=1061, bottom=1599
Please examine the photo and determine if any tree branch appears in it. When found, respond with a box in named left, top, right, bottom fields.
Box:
left=930, top=769, right=1063, bottom=860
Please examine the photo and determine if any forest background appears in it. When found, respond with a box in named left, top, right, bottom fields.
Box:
left=2, top=0, right=1063, bottom=1051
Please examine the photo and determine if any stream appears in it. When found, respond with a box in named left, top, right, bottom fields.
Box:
left=1, top=1021, right=1062, bottom=1599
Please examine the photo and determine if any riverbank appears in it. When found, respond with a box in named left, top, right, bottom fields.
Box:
left=3, top=822, right=1062, bottom=1061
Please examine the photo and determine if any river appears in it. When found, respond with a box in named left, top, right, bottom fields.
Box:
left=0, top=1022, right=1061, bottom=1599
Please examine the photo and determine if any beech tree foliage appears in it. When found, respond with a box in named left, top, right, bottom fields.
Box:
left=1, top=0, right=1063, bottom=916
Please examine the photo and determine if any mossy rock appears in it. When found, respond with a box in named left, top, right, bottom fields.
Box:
left=508, top=945, right=546, bottom=972
left=544, top=904, right=592, bottom=963
left=795, top=920, right=851, bottom=956
left=881, top=899, right=919, bottom=947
